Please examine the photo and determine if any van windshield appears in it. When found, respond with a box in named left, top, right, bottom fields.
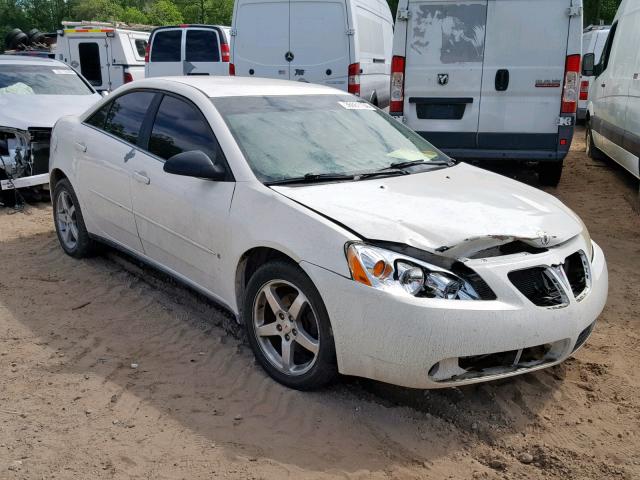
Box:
left=212, top=94, right=450, bottom=184
left=0, top=65, right=94, bottom=95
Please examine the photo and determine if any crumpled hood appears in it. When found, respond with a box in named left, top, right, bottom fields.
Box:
left=272, top=163, right=584, bottom=257
left=0, top=94, right=101, bottom=130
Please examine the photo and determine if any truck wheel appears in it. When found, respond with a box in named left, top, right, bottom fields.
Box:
left=52, top=178, right=96, bottom=258
left=538, top=161, right=563, bottom=187
left=243, top=260, right=338, bottom=390
left=586, top=121, right=606, bottom=160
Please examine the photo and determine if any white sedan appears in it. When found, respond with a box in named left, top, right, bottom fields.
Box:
left=49, top=77, right=608, bottom=390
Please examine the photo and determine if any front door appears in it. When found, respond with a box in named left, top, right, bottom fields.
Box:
left=68, top=38, right=110, bottom=91
left=403, top=0, right=488, bottom=149
left=129, top=93, right=235, bottom=292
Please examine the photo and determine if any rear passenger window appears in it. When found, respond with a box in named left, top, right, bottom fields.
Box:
left=151, top=30, right=182, bottom=62
left=186, top=30, right=220, bottom=62
left=148, top=95, right=220, bottom=161
left=104, top=91, right=155, bottom=145
left=78, top=42, right=102, bottom=86
left=85, top=103, right=111, bottom=130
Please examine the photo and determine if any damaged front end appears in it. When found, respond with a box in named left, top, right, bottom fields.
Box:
left=0, top=126, right=51, bottom=201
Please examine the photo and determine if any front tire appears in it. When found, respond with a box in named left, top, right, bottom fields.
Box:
left=52, top=178, right=96, bottom=258
left=243, top=260, right=338, bottom=390
left=538, top=161, right=564, bottom=187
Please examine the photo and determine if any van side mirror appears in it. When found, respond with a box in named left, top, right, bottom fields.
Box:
left=582, top=53, right=595, bottom=77
left=163, top=150, right=227, bottom=181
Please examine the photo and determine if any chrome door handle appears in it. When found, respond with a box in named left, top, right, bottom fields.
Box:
left=132, top=171, right=150, bottom=185
left=74, top=142, right=87, bottom=152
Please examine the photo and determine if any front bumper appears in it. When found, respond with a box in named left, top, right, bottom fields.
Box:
left=301, top=237, right=608, bottom=389
left=0, top=172, right=49, bottom=190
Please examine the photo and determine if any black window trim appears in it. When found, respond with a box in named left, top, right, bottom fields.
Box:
left=598, top=20, right=618, bottom=75
left=82, top=87, right=234, bottom=182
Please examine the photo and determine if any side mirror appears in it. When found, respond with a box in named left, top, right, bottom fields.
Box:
left=163, top=150, right=227, bottom=181
left=582, top=53, right=595, bottom=77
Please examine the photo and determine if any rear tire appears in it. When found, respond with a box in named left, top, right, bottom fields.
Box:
left=243, top=260, right=338, bottom=390
left=586, top=119, right=606, bottom=161
left=538, top=161, right=563, bottom=187
left=52, top=178, right=96, bottom=258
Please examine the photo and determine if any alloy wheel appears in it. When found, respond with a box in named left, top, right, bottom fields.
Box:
left=252, top=279, right=320, bottom=376
left=56, top=190, right=79, bottom=250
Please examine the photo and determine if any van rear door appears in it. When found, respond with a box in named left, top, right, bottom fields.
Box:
left=477, top=0, right=570, bottom=152
left=232, top=0, right=290, bottom=79
left=148, top=28, right=183, bottom=77
left=185, top=27, right=228, bottom=75
left=403, top=0, right=488, bottom=149
left=289, top=0, right=351, bottom=86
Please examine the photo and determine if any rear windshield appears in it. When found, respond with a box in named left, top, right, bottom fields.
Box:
left=212, top=94, right=449, bottom=183
left=186, top=29, right=220, bottom=62
left=151, top=30, right=181, bottom=62
left=0, top=65, right=93, bottom=95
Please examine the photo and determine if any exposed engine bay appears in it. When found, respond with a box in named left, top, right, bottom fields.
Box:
left=0, top=126, right=51, bottom=204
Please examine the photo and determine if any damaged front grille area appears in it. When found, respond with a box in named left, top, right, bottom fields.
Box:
left=28, top=128, right=52, bottom=175
left=0, top=126, right=51, bottom=179
left=428, top=339, right=568, bottom=383
left=563, top=251, right=590, bottom=299
left=508, top=267, right=568, bottom=307
left=469, top=240, right=548, bottom=259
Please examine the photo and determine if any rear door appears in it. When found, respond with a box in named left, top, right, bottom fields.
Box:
left=289, top=0, right=351, bottom=85
left=477, top=0, right=570, bottom=150
left=403, top=0, right=488, bottom=149
left=148, top=28, right=183, bottom=77
left=68, top=38, right=110, bottom=91
left=233, top=0, right=291, bottom=79
left=185, top=27, right=227, bottom=76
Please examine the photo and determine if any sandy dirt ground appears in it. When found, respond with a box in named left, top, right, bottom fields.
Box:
left=1, top=127, right=639, bottom=479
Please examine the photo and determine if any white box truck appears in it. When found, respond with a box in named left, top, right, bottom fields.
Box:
left=584, top=0, right=640, bottom=180
left=54, top=22, right=150, bottom=92
left=390, top=0, right=583, bottom=185
left=230, top=0, right=394, bottom=107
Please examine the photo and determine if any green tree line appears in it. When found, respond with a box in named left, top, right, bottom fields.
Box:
left=1, top=0, right=622, bottom=50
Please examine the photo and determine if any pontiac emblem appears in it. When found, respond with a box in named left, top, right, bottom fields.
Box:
left=437, top=73, right=449, bottom=86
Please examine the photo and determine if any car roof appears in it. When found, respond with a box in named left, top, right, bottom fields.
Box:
left=0, top=55, right=67, bottom=67
left=129, top=76, right=343, bottom=98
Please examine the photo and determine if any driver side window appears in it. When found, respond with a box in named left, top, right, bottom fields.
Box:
left=148, top=94, right=222, bottom=163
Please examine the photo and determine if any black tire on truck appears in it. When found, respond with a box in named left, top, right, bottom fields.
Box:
left=538, top=161, right=564, bottom=187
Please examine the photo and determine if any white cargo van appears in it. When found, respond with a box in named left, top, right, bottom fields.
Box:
left=54, top=22, right=150, bottom=92
left=145, top=25, right=231, bottom=77
left=584, top=0, right=640, bottom=179
left=578, top=25, right=610, bottom=121
left=230, top=0, right=393, bottom=107
left=390, top=0, right=583, bottom=186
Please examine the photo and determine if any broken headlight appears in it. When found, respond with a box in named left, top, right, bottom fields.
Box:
left=346, top=243, right=482, bottom=300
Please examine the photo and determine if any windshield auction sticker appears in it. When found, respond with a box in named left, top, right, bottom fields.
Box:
left=52, top=69, right=76, bottom=75
left=338, top=101, right=376, bottom=110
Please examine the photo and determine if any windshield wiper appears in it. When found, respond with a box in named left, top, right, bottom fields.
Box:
left=388, top=158, right=454, bottom=170
left=358, top=168, right=409, bottom=180
left=265, top=172, right=356, bottom=186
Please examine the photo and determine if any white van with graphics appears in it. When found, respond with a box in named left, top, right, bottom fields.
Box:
left=584, top=0, right=640, bottom=180
left=390, top=0, right=583, bottom=186
left=145, top=25, right=231, bottom=78
left=578, top=25, right=610, bottom=122
left=230, top=0, right=393, bottom=107
left=54, top=22, right=149, bottom=92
